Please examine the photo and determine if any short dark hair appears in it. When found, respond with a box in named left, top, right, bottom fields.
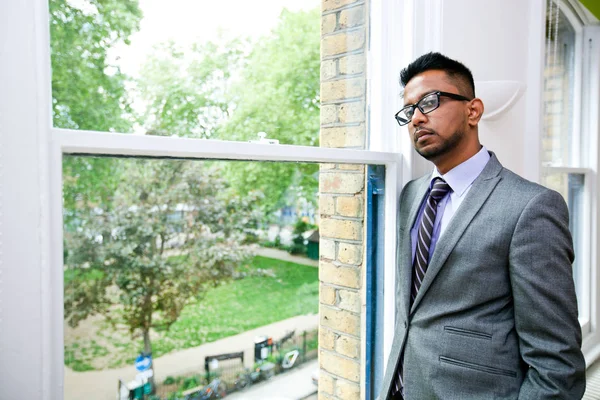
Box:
left=400, top=52, right=475, bottom=98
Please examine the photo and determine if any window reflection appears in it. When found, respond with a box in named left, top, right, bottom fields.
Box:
left=542, top=3, right=576, bottom=167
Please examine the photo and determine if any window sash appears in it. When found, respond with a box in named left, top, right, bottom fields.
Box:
left=54, top=128, right=400, bottom=164
left=542, top=166, right=593, bottom=335
left=49, top=128, right=402, bottom=399
left=542, top=3, right=599, bottom=359
left=580, top=24, right=600, bottom=361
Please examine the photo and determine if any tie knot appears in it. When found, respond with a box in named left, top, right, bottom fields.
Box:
left=429, top=178, right=450, bottom=201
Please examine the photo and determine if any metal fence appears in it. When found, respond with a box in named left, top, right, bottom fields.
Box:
left=153, top=329, right=317, bottom=399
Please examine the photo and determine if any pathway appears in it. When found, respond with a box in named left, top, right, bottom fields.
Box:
left=64, top=314, right=319, bottom=400
left=225, top=359, right=318, bottom=400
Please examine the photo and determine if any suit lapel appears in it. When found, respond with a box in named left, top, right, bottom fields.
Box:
left=410, top=153, right=503, bottom=314
left=380, top=177, right=430, bottom=399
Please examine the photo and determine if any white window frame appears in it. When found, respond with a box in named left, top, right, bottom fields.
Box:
left=368, top=0, right=441, bottom=368
left=0, top=1, right=402, bottom=398
left=542, top=1, right=600, bottom=365
left=579, top=21, right=600, bottom=364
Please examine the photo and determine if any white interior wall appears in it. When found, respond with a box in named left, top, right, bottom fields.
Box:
left=421, top=0, right=600, bottom=366
left=436, top=0, right=545, bottom=181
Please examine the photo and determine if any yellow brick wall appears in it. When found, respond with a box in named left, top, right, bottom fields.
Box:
left=318, top=0, right=367, bottom=399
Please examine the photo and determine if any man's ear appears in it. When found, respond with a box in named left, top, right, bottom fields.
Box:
left=467, top=98, right=484, bottom=126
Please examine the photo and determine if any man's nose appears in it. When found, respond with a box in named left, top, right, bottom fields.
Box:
left=411, top=107, right=427, bottom=126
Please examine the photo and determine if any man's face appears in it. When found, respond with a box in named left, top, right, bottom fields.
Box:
left=402, top=70, right=470, bottom=163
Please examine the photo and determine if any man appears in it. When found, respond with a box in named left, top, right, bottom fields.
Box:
left=379, top=52, right=586, bottom=399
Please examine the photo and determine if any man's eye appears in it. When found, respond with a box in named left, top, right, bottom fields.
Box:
left=420, top=96, right=437, bottom=109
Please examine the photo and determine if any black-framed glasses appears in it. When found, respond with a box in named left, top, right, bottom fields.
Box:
left=394, top=91, right=472, bottom=126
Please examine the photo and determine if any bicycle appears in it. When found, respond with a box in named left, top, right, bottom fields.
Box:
left=182, top=378, right=227, bottom=400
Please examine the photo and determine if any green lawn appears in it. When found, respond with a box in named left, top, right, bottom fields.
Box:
left=64, top=255, right=319, bottom=371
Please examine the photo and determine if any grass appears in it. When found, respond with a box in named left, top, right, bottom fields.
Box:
left=64, top=255, right=318, bottom=371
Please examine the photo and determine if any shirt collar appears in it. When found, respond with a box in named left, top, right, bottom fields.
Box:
left=430, top=146, right=490, bottom=197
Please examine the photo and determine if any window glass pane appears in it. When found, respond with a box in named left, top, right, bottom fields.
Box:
left=63, top=156, right=369, bottom=400
left=49, top=0, right=320, bottom=146
left=540, top=172, right=585, bottom=304
left=542, top=3, right=576, bottom=167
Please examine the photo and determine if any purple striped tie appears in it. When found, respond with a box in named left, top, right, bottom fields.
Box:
left=411, top=177, right=450, bottom=303
left=391, top=177, right=450, bottom=398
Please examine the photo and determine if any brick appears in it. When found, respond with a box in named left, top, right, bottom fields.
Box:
left=545, top=101, right=562, bottom=114
left=339, top=54, right=365, bottom=75
left=338, top=289, right=361, bottom=313
left=320, top=284, right=337, bottom=306
left=336, top=334, right=360, bottom=359
left=319, top=194, right=335, bottom=215
left=320, top=163, right=336, bottom=170
left=320, top=172, right=364, bottom=194
left=321, top=104, right=337, bottom=124
left=321, top=59, right=337, bottom=81
left=338, top=101, right=365, bottom=123
left=338, top=164, right=364, bottom=171
left=336, top=196, right=362, bottom=218
left=320, top=238, right=336, bottom=259
left=320, top=219, right=362, bottom=241
left=322, top=13, right=337, bottom=35
left=321, top=78, right=365, bottom=102
left=339, top=5, right=365, bottom=29
left=319, top=260, right=360, bottom=288
left=322, top=30, right=365, bottom=57
left=318, top=393, right=333, bottom=400
left=319, top=327, right=337, bottom=351
left=320, top=125, right=365, bottom=148
left=319, top=371, right=335, bottom=395
left=322, top=0, right=360, bottom=12
left=320, top=306, right=360, bottom=336
left=544, top=76, right=562, bottom=90
left=336, top=379, right=361, bottom=399
left=544, top=89, right=563, bottom=102
left=337, top=242, right=362, bottom=265
left=320, top=350, right=360, bottom=382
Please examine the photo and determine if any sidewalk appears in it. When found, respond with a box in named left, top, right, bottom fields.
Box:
left=64, top=314, right=319, bottom=400
left=226, top=359, right=318, bottom=400
left=254, top=247, right=318, bottom=267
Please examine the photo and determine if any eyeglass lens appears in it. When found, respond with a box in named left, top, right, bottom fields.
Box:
left=397, top=93, right=440, bottom=125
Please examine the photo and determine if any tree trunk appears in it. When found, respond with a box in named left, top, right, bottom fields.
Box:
left=143, top=329, right=156, bottom=394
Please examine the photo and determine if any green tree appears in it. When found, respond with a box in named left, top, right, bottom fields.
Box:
left=138, top=38, right=245, bottom=138
left=135, top=8, right=321, bottom=213
left=64, top=158, right=264, bottom=383
left=50, top=0, right=142, bottom=210
left=219, top=8, right=321, bottom=212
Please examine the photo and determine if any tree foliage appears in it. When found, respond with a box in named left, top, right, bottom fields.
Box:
left=219, top=8, right=321, bottom=212
left=221, top=8, right=320, bottom=145
left=50, top=0, right=142, bottom=210
left=50, top=0, right=141, bottom=131
left=135, top=8, right=321, bottom=213
left=57, top=2, right=321, bottom=375
left=138, top=39, right=245, bottom=138
left=64, top=158, right=264, bottom=358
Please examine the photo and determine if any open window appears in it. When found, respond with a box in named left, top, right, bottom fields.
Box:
left=541, top=0, right=600, bottom=351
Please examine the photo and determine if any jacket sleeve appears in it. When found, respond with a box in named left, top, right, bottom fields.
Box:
left=509, top=189, right=586, bottom=399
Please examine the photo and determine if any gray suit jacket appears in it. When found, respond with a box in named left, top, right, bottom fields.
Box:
left=379, top=153, right=586, bottom=399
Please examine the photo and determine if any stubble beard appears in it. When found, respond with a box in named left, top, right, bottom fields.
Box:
left=415, top=128, right=465, bottom=162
